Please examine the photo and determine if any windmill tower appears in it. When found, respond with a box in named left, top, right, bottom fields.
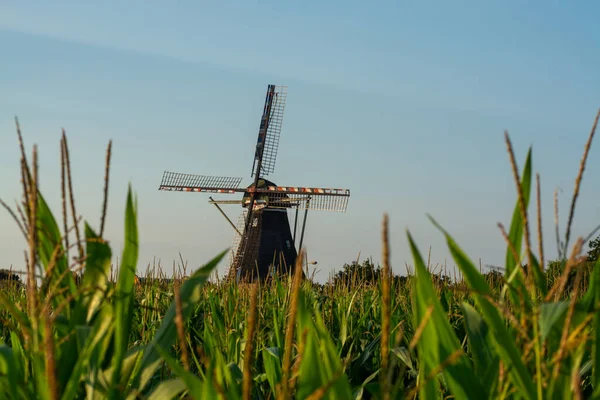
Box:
left=158, top=85, right=350, bottom=282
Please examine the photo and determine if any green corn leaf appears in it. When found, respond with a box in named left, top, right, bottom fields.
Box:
left=75, top=325, right=91, bottom=354
left=227, top=362, right=243, bottom=385
left=81, top=223, right=112, bottom=323
left=429, top=216, right=537, bottom=400
left=353, top=369, right=379, bottom=400
left=461, top=302, right=499, bottom=395
left=109, top=185, right=139, bottom=398
left=341, top=290, right=359, bottom=349
left=212, top=349, right=240, bottom=398
left=125, top=359, right=162, bottom=400
left=539, top=300, right=591, bottom=357
left=295, top=290, right=328, bottom=398
left=35, top=191, right=77, bottom=310
left=9, top=332, right=26, bottom=382
left=529, top=253, right=548, bottom=298
left=147, top=378, right=187, bottom=400
left=201, top=323, right=217, bottom=360
left=550, top=373, right=571, bottom=400
left=570, top=342, right=587, bottom=400
left=504, top=147, right=532, bottom=275
left=271, top=307, right=284, bottom=356
left=592, top=257, right=600, bottom=390
left=392, top=347, right=414, bottom=371
left=547, top=338, right=587, bottom=400
left=55, top=222, right=115, bottom=399
left=261, top=347, right=282, bottom=394
left=61, top=304, right=115, bottom=400
left=539, top=301, right=570, bottom=342
left=503, top=148, right=534, bottom=305
left=0, top=346, right=19, bottom=399
left=407, top=231, right=485, bottom=400
left=35, top=193, right=83, bottom=397
left=155, top=346, right=212, bottom=400
left=347, top=333, right=380, bottom=382
left=415, top=353, right=438, bottom=400
left=210, top=299, right=226, bottom=334
left=103, top=347, right=143, bottom=393
left=32, top=352, right=50, bottom=400
left=210, top=352, right=241, bottom=400
left=579, top=258, right=598, bottom=312
left=312, top=302, right=354, bottom=399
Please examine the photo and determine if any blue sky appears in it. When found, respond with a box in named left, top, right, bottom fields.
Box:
left=1, top=1, right=599, bottom=281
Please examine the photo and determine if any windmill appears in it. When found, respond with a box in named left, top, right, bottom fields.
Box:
left=158, top=85, right=350, bottom=282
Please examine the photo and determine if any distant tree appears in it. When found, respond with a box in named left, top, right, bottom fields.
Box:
left=0, top=269, right=20, bottom=282
left=330, top=258, right=381, bottom=286
left=545, top=258, right=568, bottom=288
left=430, top=273, right=452, bottom=287
left=0, top=268, right=22, bottom=289
left=545, top=254, right=596, bottom=295
left=329, top=258, right=413, bottom=288
left=588, top=234, right=600, bottom=263
left=482, top=269, right=504, bottom=291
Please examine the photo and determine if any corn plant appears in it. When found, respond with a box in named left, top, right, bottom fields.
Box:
left=404, top=113, right=600, bottom=399
left=0, top=122, right=226, bottom=399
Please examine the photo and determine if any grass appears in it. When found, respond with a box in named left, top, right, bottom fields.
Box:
left=0, top=109, right=598, bottom=399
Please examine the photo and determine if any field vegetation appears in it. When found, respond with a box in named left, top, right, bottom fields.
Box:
left=0, top=111, right=599, bottom=399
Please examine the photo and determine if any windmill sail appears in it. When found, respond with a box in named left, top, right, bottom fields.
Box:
left=244, top=185, right=350, bottom=212
left=257, top=192, right=350, bottom=212
left=251, top=85, right=287, bottom=178
left=158, top=171, right=244, bottom=193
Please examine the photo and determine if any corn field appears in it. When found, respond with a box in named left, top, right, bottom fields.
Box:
left=0, top=111, right=598, bottom=399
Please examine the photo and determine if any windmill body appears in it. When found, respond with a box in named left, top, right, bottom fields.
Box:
left=234, top=178, right=298, bottom=280
left=159, top=85, right=350, bottom=282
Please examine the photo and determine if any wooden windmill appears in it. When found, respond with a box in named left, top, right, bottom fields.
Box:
left=158, top=85, right=350, bottom=282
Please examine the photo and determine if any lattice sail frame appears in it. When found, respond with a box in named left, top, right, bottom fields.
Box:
left=159, top=171, right=244, bottom=193
left=248, top=186, right=349, bottom=212
left=252, top=85, right=287, bottom=178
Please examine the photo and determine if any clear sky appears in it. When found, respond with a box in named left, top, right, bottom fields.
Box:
left=1, top=1, right=599, bottom=282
